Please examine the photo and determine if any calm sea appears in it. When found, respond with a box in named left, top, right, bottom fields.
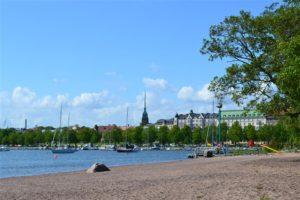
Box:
left=0, top=150, right=189, bottom=178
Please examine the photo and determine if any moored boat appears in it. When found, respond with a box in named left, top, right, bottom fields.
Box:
left=52, top=146, right=77, bottom=154
left=51, top=105, right=77, bottom=154
left=116, top=144, right=139, bottom=153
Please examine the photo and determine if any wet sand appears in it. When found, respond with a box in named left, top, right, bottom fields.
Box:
left=0, top=153, right=299, bottom=200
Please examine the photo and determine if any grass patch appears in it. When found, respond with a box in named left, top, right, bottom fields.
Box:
left=260, top=196, right=271, bottom=200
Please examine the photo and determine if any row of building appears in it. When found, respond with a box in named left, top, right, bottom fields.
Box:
left=140, top=92, right=276, bottom=130
left=154, top=109, right=277, bottom=130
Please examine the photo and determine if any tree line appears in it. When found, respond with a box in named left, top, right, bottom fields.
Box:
left=1, top=117, right=299, bottom=149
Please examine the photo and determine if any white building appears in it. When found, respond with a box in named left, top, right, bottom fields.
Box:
left=155, top=110, right=218, bottom=130
left=221, top=110, right=277, bottom=130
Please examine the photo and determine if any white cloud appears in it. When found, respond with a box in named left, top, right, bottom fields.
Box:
left=94, top=103, right=129, bottom=118
left=177, top=84, right=213, bottom=102
left=12, top=87, right=36, bottom=104
left=0, top=87, right=113, bottom=128
left=196, top=84, right=213, bottom=101
left=177, top=86, right=194, bottom=100
left=71, top=91, right=108, bottom=107
left=143, top=78, right=168, bottom=90
left=39, top=95, right=52, bottom=107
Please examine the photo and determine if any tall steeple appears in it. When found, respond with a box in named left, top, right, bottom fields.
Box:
left=141, top=91, right=149, bottom=126
left=144, top=92, right=146, bottom=111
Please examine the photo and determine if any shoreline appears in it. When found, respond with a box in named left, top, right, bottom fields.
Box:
left=1, top=153, right=299, bottom=200
left=0, top=157, right=189, bottom=180
left=0, top=153, right=266, bottom=180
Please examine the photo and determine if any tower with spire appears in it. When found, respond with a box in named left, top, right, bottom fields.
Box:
left=141, top=92, right=149, bottom=126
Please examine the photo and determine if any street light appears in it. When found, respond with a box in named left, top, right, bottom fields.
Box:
left=216, top=102, right=222, bottom=144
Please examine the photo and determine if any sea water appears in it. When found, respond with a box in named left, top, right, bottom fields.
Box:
left=0, top=150, right=189, bottom=178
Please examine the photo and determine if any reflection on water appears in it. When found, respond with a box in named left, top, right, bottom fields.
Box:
left=0, top=150, right=188, bottom=178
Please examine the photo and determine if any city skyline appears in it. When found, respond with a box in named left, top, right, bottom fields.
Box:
left=0, top=0, right=273, bottom=128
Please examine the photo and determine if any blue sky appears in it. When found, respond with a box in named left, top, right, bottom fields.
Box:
left=0, top=0, right=273, bottom=128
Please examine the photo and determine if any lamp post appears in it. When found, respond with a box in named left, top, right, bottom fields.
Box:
left=217, top=103, right=222, bottom=144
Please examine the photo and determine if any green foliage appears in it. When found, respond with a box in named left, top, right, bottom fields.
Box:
left=133, top=126, right=143, bottom=145
left=44, top=130, right=53, bottom=144
left=158, top=126, right=169, bottom=145
left=192, top=127, right=202, bottom=144
left=258, top=125, right=273, bottom=144
left=244, top=124, right=257, bottom=141
left=228, top=121, right=243, bottom=144
left=221, top=122, right=229, bottom=142
left=103, top=131, right=112, bottom=144
left=76, top=127, right=92, bottom=143
left=90, top=130, right=100, bottom=144
left=201, top=1, right=300, bottom=117
left=170, top=125, right=182, bottom=144
left=68, top=129, right=78, bottom=144
left=148, top=125, right=158, bottom=144
left=24, top=130, right=34, bottom=146
left=111, top=127, right=122, bottom=144
left=125, top=127, right=135, bottom=144
left=181, top=125, right=192, bottom=144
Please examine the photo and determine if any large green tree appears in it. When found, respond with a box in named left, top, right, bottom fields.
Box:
left=201, top=0, right=300, bottom=117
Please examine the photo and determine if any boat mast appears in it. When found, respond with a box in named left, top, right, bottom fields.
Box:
left=67, top=112, right=70, bottom=145
left=211, top=100, right=214, bottom=146
left=126, top=106, right=129, bottom=144
left=59, top=104, right=63, bottom=147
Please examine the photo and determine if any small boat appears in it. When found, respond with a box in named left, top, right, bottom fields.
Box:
left=51, top=105, right=77, bottom=154
left=150, top=146, right=160, bottom=151
left=116, top=144, right=139, bottom=153
left=52, top=146, right=77, bottom=154
left=117, top=108, right=139, bottom=153
left=105, top=144, right=116, bottom=151
left=188, top=146, right=215, bottom=158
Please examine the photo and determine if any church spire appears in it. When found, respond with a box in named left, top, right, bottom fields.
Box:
left=141, top=91, right=149, bottom=126
left=144, top=91, right=147, bottom=111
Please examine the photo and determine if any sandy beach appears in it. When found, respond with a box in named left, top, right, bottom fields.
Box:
left=0, top=153, right=299, bottom=200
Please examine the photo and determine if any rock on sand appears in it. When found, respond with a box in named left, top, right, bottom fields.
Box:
left=86, top=163, right=110, bottom=173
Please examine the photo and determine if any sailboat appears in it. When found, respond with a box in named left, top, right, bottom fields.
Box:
left=116, top=107, right=139, bottom=153
left=51, top=105, right=77, bottom=154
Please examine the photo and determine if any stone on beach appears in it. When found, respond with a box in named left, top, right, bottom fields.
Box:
left=86, top=163, right=110, bottom=173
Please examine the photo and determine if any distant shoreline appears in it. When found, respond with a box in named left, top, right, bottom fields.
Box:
left=1, top=153, right=299, bottom=200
